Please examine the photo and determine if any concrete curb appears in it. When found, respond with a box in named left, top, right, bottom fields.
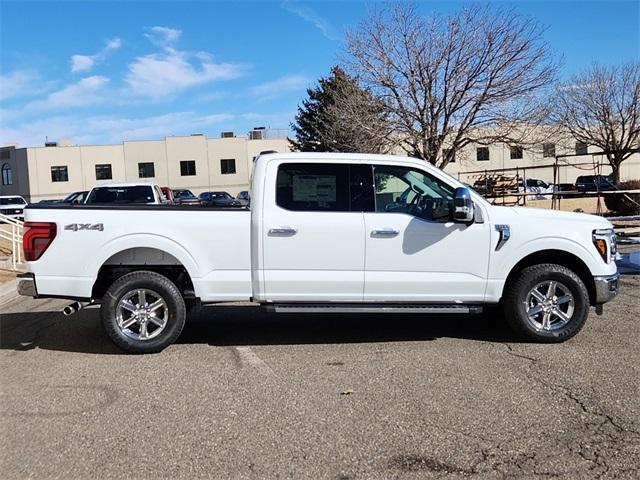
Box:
left=0, top=278, right=19, bottom=306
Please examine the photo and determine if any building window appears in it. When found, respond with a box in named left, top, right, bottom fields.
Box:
left=543, top=143, right=556, bottom=158
left=476, top=147, right=490, bottom=161
left=1, top=163, right=12, bottom=185
left=0, top=150, right=10, bottom=160
left=138, top=162, right=155, bottom=178
left=221, top=158, right=236, bottom=174
left=443, top=148, right=455, bottom=163
left=51, top=166, right=68, bottom=182
left=180, top=160, right=196, bottom=176
left=575, top=142, right=588, bottom=155
left=510, top=146, right=523, bottom=160
left=95, top=164, right=112, bottom=180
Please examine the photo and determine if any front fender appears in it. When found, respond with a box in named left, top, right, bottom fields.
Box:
left=491, top=236, right=607, bottom=280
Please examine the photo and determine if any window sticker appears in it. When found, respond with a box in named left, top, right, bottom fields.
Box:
left=292, top=175, right=337, bottom=202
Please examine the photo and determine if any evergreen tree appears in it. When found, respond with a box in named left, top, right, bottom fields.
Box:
left=290, top=66, right=390, bottom=153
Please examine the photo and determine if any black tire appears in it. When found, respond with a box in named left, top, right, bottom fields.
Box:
left=503, top=263, right=590, bottom=342
left=101, top=271, right=186, bottom=353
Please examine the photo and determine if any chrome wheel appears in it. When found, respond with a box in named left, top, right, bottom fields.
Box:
left=524, top=281, right=575, bottom=331
left=116, top=289, right=168, bottom=341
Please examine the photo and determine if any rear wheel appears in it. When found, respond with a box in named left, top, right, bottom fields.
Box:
left=504, top=263, right=590, bottom=342
left=101, top=271, right=186, bottom=353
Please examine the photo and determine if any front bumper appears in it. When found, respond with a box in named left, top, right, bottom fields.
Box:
left=594, top=272, right=620, bottom=304
left=17, top=273, right=37, bottom=297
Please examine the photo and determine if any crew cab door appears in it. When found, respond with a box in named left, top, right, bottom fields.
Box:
left=261, top=162, right=371, bottom=301
left=364, top=164, right=491, bottom=302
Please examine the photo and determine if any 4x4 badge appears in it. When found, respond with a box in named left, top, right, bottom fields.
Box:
left=64, top=223, right=104, bottom=232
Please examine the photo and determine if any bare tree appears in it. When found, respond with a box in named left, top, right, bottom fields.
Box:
left=554, top=62, right=640, bottom=183
left=344, top=3, right=557, bottom=169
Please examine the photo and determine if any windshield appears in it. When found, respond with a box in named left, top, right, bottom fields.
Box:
left=0, top=197, right=26, bottom=205
left=86, top=186, right=155, bottom=204
left=63, top=192, right=81, bottom=202
left=175, top=190, right=194, bottom=198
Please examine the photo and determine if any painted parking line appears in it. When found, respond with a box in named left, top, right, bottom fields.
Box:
left=233, top=346, right=276, bottom=377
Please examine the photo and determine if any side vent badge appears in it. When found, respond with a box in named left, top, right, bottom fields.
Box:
left=495, top=224, right=511, bottom=251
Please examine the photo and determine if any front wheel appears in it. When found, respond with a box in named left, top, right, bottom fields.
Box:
left=101, top=271, right=186, bottom=353
left=503, top=263, right=590, bottom=342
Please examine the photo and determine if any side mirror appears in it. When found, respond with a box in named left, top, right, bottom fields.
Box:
left=453, top=187, right=474, bottom=223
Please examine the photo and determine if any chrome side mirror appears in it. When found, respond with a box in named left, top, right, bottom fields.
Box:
left=453, top=187, right=474, bottom=223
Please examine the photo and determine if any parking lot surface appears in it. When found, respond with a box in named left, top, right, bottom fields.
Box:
left=1, top=277, right=639, bottom=479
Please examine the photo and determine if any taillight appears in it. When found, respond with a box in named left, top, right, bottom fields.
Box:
left=23, top=222, right=57, bottom=261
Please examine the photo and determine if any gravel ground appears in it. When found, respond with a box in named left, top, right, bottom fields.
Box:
left=1, top=277, right=639, bottom=479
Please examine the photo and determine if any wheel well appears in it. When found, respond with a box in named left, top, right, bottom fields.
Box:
left=503, top=250, right=596, bottom=305
left=92, top=248, right=195, bottom=300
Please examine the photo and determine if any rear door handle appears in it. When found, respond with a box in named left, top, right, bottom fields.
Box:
left=268, top=226, right=298, bottom=237
left=371, top=228, right=399, bottom=238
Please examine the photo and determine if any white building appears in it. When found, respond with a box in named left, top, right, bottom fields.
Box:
left=0, top=128, right=290, bottom=202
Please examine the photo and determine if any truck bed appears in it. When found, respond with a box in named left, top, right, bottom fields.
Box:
left=23, top=204, right=252, bottom=302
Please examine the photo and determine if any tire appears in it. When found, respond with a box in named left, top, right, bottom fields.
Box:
left=503, top=263, right=590, bottom=342
left=100, top=271, right=186, bottom=353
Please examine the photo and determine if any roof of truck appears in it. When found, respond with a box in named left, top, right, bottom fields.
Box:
left=257, top=152, right=410, bottom=161
left=90, top=182, right=157, bottom=188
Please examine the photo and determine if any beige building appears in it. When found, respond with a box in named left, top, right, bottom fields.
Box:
left=1, top=129, right=638, bottom=202
left=444, top=140, right=640, bottom=185
left=0, top=129, right=290, bottom=202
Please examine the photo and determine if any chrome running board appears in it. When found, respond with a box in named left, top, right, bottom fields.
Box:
left=267, top=304, right=483, bottom=314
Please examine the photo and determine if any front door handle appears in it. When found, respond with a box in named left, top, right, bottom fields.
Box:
left=371, top=228, right=399, bottom=238
left=268, top=226, right=298, bottom=237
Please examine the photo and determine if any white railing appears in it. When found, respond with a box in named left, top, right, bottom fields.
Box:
left=0, top=213, right=24, bottom=270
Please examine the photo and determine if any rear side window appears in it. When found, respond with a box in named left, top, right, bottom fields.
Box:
left=276, top=163, right=373, bottom=212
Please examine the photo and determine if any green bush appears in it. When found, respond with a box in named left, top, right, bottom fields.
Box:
left=604, top=179, right=640, bottom=215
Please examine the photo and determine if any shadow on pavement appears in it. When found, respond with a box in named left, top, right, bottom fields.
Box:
left=0, top=304, right=521, bottom=355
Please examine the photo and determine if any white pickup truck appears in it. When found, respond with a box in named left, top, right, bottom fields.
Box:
left=18, top=153, right=619, bottom=353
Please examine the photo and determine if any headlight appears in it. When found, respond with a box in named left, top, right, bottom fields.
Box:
left=592, top=228, right=617, bottom=263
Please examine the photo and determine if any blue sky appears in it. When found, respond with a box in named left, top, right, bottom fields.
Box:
left=1, top=0, right=638, bottom=147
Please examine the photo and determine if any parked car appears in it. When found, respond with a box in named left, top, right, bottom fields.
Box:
left=160, top=187, right=174, bottom=204
left=84, top=183, right=165, bottom=205
left=518, top=178, right=556, bottom=200
left=173, top=189, right=201, bottom=206
left=38, top=191, right=89, bottom=205
left=0, top=195, right=27, bottom=220
left=576, top=175, right=615, bottom=193
left=19, top=152, right=620, bottom=353
left=198, top=191, right=241, bottom=207
left=236, top=191, right=251, bottom=206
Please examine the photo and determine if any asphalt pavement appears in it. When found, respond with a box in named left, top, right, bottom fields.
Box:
left=1, top=277, right=639, bottom=479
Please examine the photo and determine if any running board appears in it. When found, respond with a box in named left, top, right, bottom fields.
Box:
left=267, top=304, right=483, bottom=314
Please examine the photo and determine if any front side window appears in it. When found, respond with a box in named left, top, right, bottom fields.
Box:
left=477, top=147, right=490, bottom=161
left=180, top=160, right=196, bottom=176
left=51, top=166, right=68, bottom=182
left=138, top=162, right=155, bottom=178
left=374, top=165, right=456, bottom=222
left=2, top=163, right=12, bottom=185
left=221, top=159, right=236, bottom=174
left=276, top=163, right=373, bottom=212
left=95, top=163, right=112, bottom=180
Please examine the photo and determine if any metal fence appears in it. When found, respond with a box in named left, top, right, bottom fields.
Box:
left=0, top=213, right=24, bottom=270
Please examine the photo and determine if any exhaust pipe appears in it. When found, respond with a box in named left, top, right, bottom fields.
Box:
left=63, top=301, right=90, bottom=316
